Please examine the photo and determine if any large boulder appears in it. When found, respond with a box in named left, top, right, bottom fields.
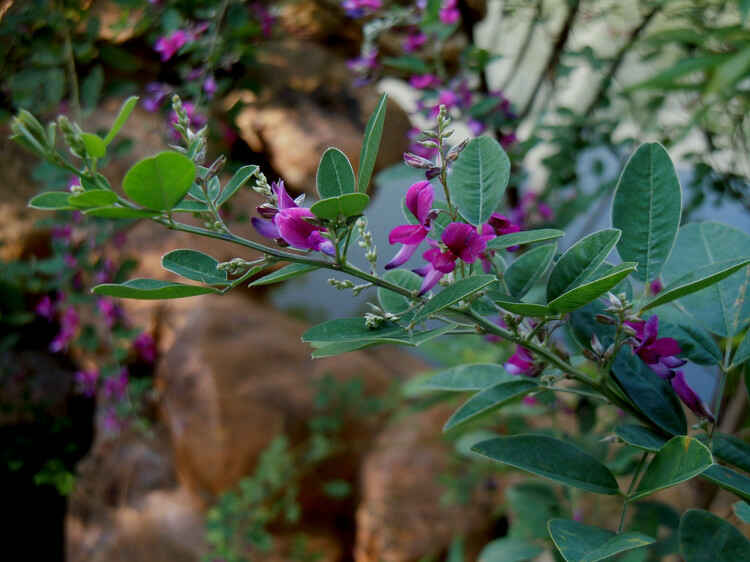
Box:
left=229, top=39, right=411, bottom=195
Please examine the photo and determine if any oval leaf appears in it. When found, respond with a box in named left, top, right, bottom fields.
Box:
left=471, top=434, right=620, bottom=494
left=478, top=538, right=543, bottom=562
left=420, top=363, right=516, bottom=391
left=486, top=228, right=564, bottom=251
left=488, top=292, right=551, bottom=317
left=614, top=424, right=668, bottom=452
left=161, top=249, right=228, bottom=285
left=710, top=433, right=750, bottom=474
left=546, top=229, right=621, bottom=302
left=658, top=322, right=722, bottom=366
left=732, top=332, right=750, bottom=369
left=103, top=95, right=138, bottom=145
left=630, top=436, right=712, bottom=501
left=93, top=279, right=218, bottom=300
left=733, top=501, right=750, bottom=523
left=611, top=348, right=687, bottom=436
left=413, top=274, right=497, bottom=323
left=444, top=379, right=538, bottom=431
left=29, top=191, right=74, bottom=210
left=215, top=164, right=258, bottom=206
left=612, top=143, right=682, bottom=283
left=642, top=258, right=750, bottom=312
left=248, top=263, right=320, bottom=287
left=68, top=189, right=118, bottom=209
left=378, top=269, right=420, bottom=318
left=317, top=147, right=356, bottom=199
left=123, top=151, right=197, bottom=210
left=679, top=509, right=750, bottom=562
left=448, top=136, right=511, bottom=225
left=310, top=193, right=370, bottom=220
left=548, top=519, right=654, bottom=562
left=505, top=243, right=556, bottom=298
left=548, top=262, right=636, bottom=313
left=701, top=464, right=750, bottom=502
left=357, top=93, right=387, bottom=193
left=82, top=132, right=106, bottom=158
left=84, top=206, right=161, bottom=219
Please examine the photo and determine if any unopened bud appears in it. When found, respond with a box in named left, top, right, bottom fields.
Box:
left=417, top=139, right=439, bottom=149
left=403, top=152, right=434, bottom=169
left=591, top=333, right=604, bottom=355
left=607, top=292, right=622, bottom=308
left=447, top=138, right=470, bottom=162
left=582, top=348, right=598, bottom=361
left=256, top=204, right=277, bottom=219
left=425, top=167, right=441, bottom=180
left=603, top=344, right=615, bottom=362
left=595, top=314, right=615, bottom=325
left=622, top=324, right=637, bottom=337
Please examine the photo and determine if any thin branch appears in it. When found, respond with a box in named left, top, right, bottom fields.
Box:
left=501, top=0, right=544, bottom=91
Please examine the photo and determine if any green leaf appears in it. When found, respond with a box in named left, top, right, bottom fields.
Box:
left=310, top=193, right=370, bottom=219
left=413, top=274, right=497, bottom=323
left=92, top=279, right=218, bottom=300
left=733, top=501, right=750, bottom=523
left=172, top=200, right=210, bottom=213
left=505, top=243, right=556, bottom=298
left=732, top=332, right=750, bottom=369
left=548, top=519, right=654, bottom=562
left=382, top=55, right=430, bottom=73
left=161, top=250, right=228, bottom=285
left=488, top=292, right=551, bottom=317
left=615, top=424, right=668, bottom=452
left=317, top=147, right=356, bottom=199
left=103, top=96, right=138, bottom=145
left=29, top=192, right=74, bottom=210
left=471, top=434, right=620, bottom=494
left=709, top=433, right=750, bottom=473
left=478, top=538, right=543, bottom=562
left=658, top=322, right=722, bottom=365
left=81, top=65, right=104, bottom=111
left=546, top=229, right=621, bottom=302
left=303, top=317, right=455, bottom=347
left=448, top=136, right=511, bottom=225
left=549, top=262, right=637, bottom=313
left=626, top=54, right=731, bottom=91
left=84, top=206, right=161, bottom=219
left=679, top=509, right=750, bottom=561
left=612, top=143, right=682, bottom=283
left=659, top=222, right=750, bottom=337
left=215, top=165, right=258, bottom=206
left=357, top=93, right=387, bottom=193
left=486, top=228, right=564, bottom=250
left=68, top=189, right=118, bottom=209
left=706, top=46, right=750, bottom=94
left=310, top=341, right=375, bottom=358
left=81, top=133, right=106, bottom=158
left=444, top=379, right=538, bottom=431
left=642, top=259, right=750, bottom=312
left=420, top=363, right=516, bottom=391
left=612, top=348, right=687, bottom=436
left=248, top=263, right=320, bottom=287
left=701, top=464, right=750, bottom=502
left=122, top=152, right=197, bottom=210
left=377, top=269, right=420, bottom=318
left=629, top=436, right=712, bottom=501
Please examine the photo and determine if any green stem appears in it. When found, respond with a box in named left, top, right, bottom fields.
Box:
left=61, top=8, right=82, bottom=123
left=619, top=451, right=649, bottom=532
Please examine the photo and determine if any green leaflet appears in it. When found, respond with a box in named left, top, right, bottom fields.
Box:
left=93, top=278, right=218, bottom=299
left=548, top=519, right=654, bottom=562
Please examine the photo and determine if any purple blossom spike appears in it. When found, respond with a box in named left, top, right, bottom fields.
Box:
left=414, top=243, right=456, bottom=295
left=625, top=316, right=686, bottom=378
left=442, top=222, right=495, bottom=264
left=671, top=370, right=715, bottom=422
left=155, top=30, right=191, bottom=61
left=385, top=181, right=435, bottom=269
left=49, top=306, right=79, bottom=353
left=410, top=74, right=441, bottom=89
left=439, top=0, right=460, bottom=24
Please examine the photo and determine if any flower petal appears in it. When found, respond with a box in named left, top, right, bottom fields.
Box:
left=405, top=180, right=434, bottom=224
left=385, top=243, right=419, bottom=270
left=389, top=224, right=428, bottom=245
left=671, top=370, right=715, bottom=422
left=252, top=217, right=280, bottom=239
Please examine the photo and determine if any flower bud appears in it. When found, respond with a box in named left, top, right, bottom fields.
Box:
left=403, top=152, right=434, bottom=169
left=622, top=324, right=637, bottom=337
left=425, top=167, right=441, bottom=180
left=582, top=348, right=598, bottom=361
left=591, top=333, right=604, bottom=355
left=446, top=138, right=470, bottom=162
left=595, top=314, right=615, bottom=325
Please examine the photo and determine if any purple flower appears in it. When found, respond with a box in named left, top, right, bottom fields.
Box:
left=203, top=76, right=217, bottom=98
left=75, top=369, right=99, bottom=397
left=439, top=0, right=460, bottom=24
left=386, top=181, right=435, bottom=269
left=97, top=297, right=122, bottom=329
left=404, top=31, right=427, bottom=52
left=67, top=176, right=81, bottom=191
left=500, top=132, right=518, bottom=148
left=155, top=30, right=191, bottom=62
left=49, top=306, right=79, bottom=353
left=485, top=316, right=507, bottom=343
left=142, top=82, right=170, bottom=112
left=650, top=279, right=663, bottom=295
left=133, top=332, right=157, bottom=364
left=252, top=181, right=335, bottom=255
left=413, top=222, right=495, bottom=294
left=467, top=118, right=486, bottom=136
left=103, top=368, right=129, bottom=401
left=342, top=0, right=382, bottom=17
left=512, top=192, right=554, bottom=227
left=670, top=370, right=715, bottom=422
left=505, top=346, right=534, bottom=375
left=407, top=128, right=439, bottom=160
left=429, top=90, right=460, bottom=118
left=35, top=296, right=55, bottom=321
left=410, top=74, right=441, bottom=89
left=625, top=316, right=686, bottom=378
left=51, top=224, right=72, bottom=242
left=347, top=49, right=379, bottom=74
left=252, top=3, right=275, bottom=38
left=103, top=407, right=124, bottom=433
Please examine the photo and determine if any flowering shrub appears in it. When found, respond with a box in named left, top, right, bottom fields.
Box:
left=12, top=88, right=750, bottom=560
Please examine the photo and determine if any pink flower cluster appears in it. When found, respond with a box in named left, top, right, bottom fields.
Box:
left=385, top=181, right=521, bottom=294
left=341, top=0, right=382, bottom=18
left=154, top=23, right=208, bottom=62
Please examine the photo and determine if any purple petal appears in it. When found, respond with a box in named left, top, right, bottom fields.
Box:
left=273, top=180, right=297, bottom=210
left=671, top=370, right=715, bottom=422
left=252, top=217, right=280, bottom=239
left=385, top=243, right=419, bottom=270
left=649, top=337, right=681, bottom=357
left=404, top=181, right=434, bottom=224
left=418, top=267, right=445, bottom=295
left=389, top=224, right=428, bottom=245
